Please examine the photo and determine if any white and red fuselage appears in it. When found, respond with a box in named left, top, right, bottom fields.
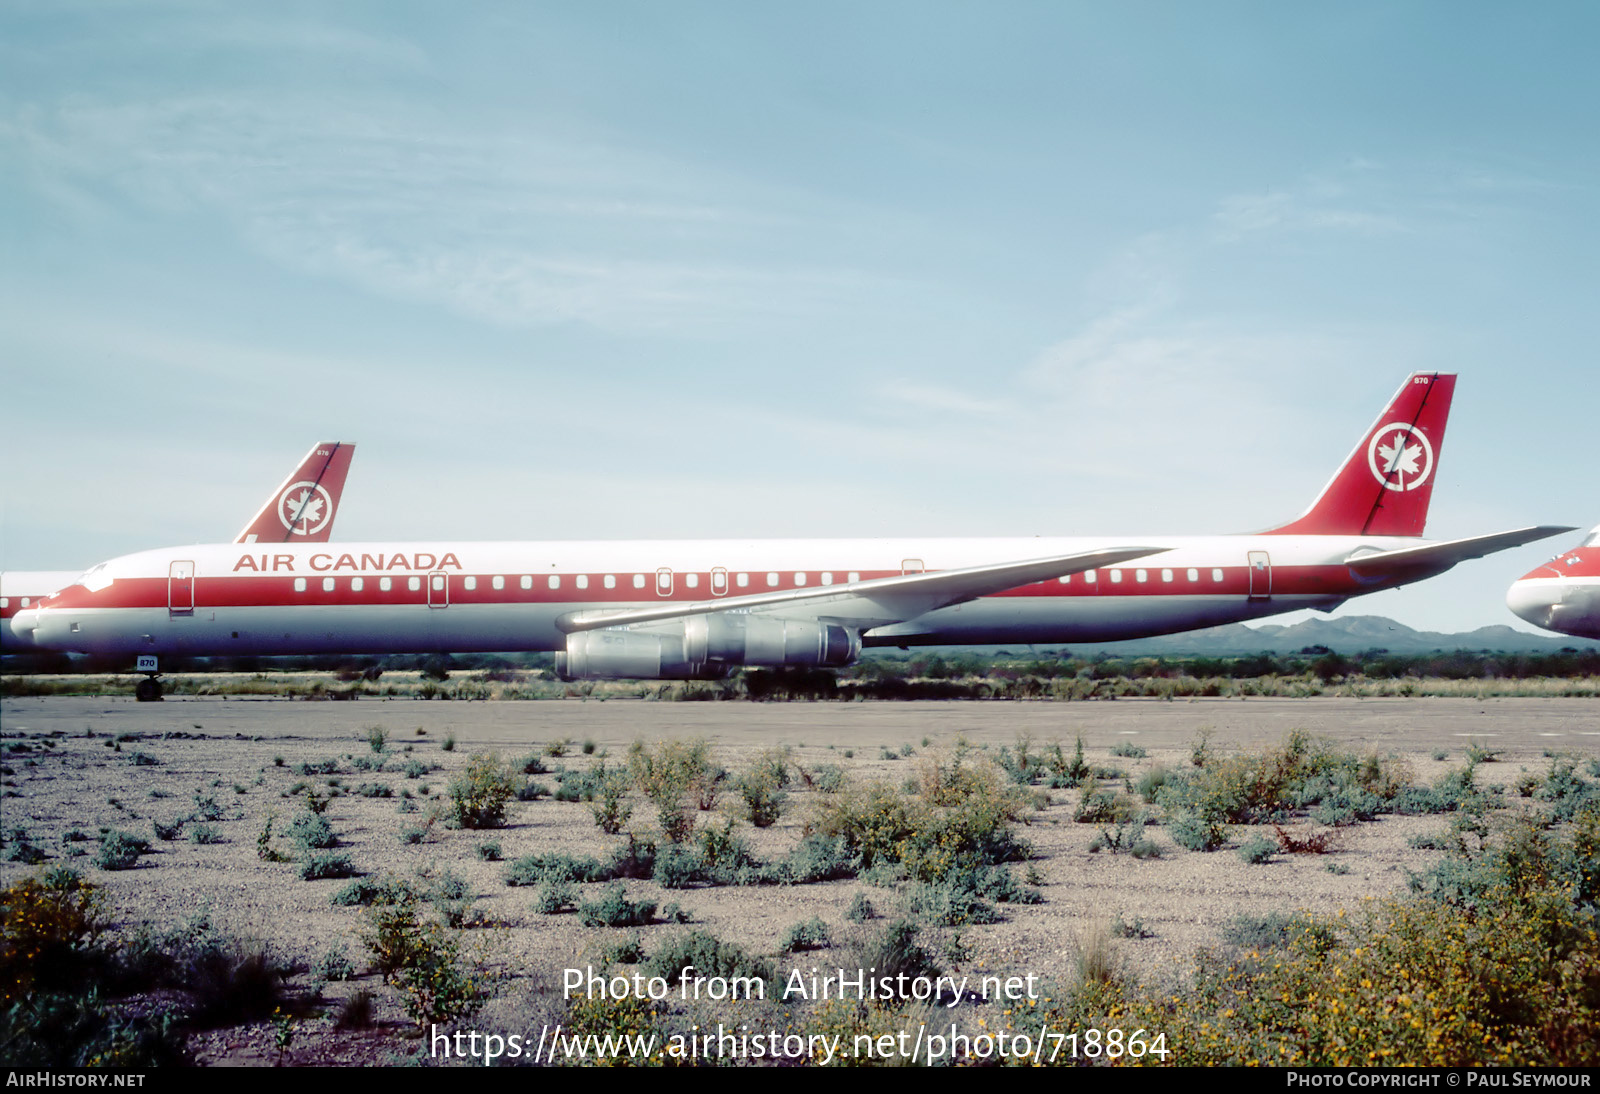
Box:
left=10, top=375, right=1573, bottom=678
left=16, top=533, right=1415, bottom=657
left=1507, top=527, right=1600, bottom=640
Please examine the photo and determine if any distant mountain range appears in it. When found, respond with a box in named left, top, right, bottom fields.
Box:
left=1037, top=616, right=1600, bottom=657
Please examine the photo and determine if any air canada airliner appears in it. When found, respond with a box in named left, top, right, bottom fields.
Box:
left=12, top=375, right=1571, bottom=694
left=1506, top=525, right=1600, bottom=640
left=1, top=442, right=355, bottom=651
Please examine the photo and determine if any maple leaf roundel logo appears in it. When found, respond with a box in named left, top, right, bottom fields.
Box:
left=1366, top=423, right=1434, bottom=492
left=277, top=481, right=335, bottom=535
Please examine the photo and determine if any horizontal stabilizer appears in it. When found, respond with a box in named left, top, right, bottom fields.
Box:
left=557, top=546, right=1170, bottom=634
left=1345, top=526, right=1575, bottom=577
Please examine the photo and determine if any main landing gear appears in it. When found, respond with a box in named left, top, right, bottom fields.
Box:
left=133, top=654, right=163, bottom=702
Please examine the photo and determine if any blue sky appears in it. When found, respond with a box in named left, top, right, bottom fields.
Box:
left=3, top=2, right=1596, bottom=634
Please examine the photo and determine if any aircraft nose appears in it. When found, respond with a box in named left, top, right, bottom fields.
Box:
left=1506, top=579, right=1561, bottom=630
left=10, top=608, right=39, bottom=641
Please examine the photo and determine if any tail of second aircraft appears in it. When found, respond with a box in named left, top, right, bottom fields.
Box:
left=1265, top=372, right=1454, bottom=537
left=234, top=442, right=356, bottom=543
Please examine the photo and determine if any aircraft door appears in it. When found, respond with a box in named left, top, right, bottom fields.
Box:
left=656, top=568, right=673, bottom=597
left=710, top=568, right=728, bottom=597
left=428, top=571, right=449, bottom=609
left=168, top=561, right=195, bottom=614
left=1248, top=551, right=1271, bottom=600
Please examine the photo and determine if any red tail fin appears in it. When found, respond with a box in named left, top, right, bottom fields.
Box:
left=1265, top=373, right=1454, bottom=537
left=234, top=442, right=356, bottom=543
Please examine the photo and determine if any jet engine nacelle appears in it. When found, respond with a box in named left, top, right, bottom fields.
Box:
left=556, top=614, right=861, bottom=680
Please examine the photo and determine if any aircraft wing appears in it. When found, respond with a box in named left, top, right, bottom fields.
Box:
left=1345, top=526, right=1575, bottom=577
left=556, top=546, right=1169, bottom=634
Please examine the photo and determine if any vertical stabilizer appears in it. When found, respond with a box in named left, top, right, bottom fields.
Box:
left=233, top=442, right=356, bottom=543
left=1264, top=373, right=1453, bottom=537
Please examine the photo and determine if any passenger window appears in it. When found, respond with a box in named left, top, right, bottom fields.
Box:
left=821, top=573, right=833, bottom=585
left=492, top=575, right=504, bottom=590
left=1058, top=575, right=1070, bottom=584
left=323, top=577, right=335, bottom=592
left=604, top=575, right=616, bottom=589
left=1, top=598, right=8, bottom=609
left=464, top=576, right=477, bottom=591
left=794, top=573, right=806, bottom=586
left=1161, top=569, right=1173, bottom=583
left=352, top=577, right=364, bottom=592
left=521, top=575, right=533, bottom=590
left=576, top=575, right=588, bottom=589
left=294, top=578, right=307, bottom=592
left=1136, top=569, right=1147, bottom=583
left=1187, top=568, right=1199, bottom=582
left=408, top=577, right=421, bottom=592
left=848, top=572, right=860, bottom=583
left=1212, top=569, right=1224, bottom=582
left=431, top=576, right=445, bottom=591
left=632, top=574, right=645, bottom=589
left=685, top=573, right=699, bottom=588
left=737, top=573, right=749, bottom=588
left=1110, top=570, right=1123, bottom=584
left=1084, top=570, right=1097, bottom=583
left=380, top=577, right=392, bottom=592
left=548, top=575, right=560, bottom=590
left=767, top=572, right=779, bottom=587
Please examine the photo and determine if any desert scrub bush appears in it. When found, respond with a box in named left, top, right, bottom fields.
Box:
left=286, top=810, right=337, bottom=851
left=314, top=945, right=356, bottom=982
left=1109, top=740, right=1148, bottom=759
left=298, top=852, right=357, bottom=881
left=579, top=883, right=657, bottom=928
left=651, top=842, right=702, bottom=889
left=474, top=840, right=502, bottom=862
left=644, top=930, right=774, bottom=989
left=504, top=851, right=607, bottom=887
left=354, top=781, right=393, bottom=798
left=846, top=892, right=876, bottom=923
left=628, top=737, right=718, bottom=842
left=1167, top=811, right=1229, bottom=852
left=330, top=876, right=418, bottom=907
left=1, top=873, right=106, bottom=1004
left=809, top=763, right=846, bottom=794
left=737, top=764, right=788, bottom=828
left=1073, top=775, right=1134, bottom=824
left=534, top=878, right=578, bottom=915
left=587, top=761, right=635, bottom=835
left=360, top=901, right=483, bottom=1028
left=293, top=758, right=341, bottom=777
left=781, top=917, right=831, bottom=953
left=1088, top=813, right=1160, bottom=858
left=445, top=751, right=516, bottom=829
left=2, top=828, right=46, bottom=866
left=1236, top=833, right=1277, bottom=864
left=848, top=920, right=940, bottom=997
left=187, top=823, right=223, bottom=845
left=189, top=792, right=226, bottom=822
left=95, top=828, right=149, bottom=871
left=815, top=746, right=1031, bottom=885
left=1038, top=816, right=1600, bottom=1067
left=402, top=758, right=428, bottom=779
left=364, top=725, right=390, bottom=754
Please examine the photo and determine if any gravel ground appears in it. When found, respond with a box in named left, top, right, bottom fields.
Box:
left=2, top=694, right=1594, bottom=1065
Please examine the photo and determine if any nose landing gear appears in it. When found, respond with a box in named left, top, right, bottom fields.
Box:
left=134, top=654, right=163, bottom=702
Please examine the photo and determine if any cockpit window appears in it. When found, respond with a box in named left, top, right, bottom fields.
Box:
left=79, top=563, right=114, bottom=593
left=1583, top=527, right=1600, bottom=548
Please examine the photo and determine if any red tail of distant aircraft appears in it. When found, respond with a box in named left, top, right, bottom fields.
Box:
left=2, top=442, right=356, bottom=650
left=14, top=377, right=1573, bottom=693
